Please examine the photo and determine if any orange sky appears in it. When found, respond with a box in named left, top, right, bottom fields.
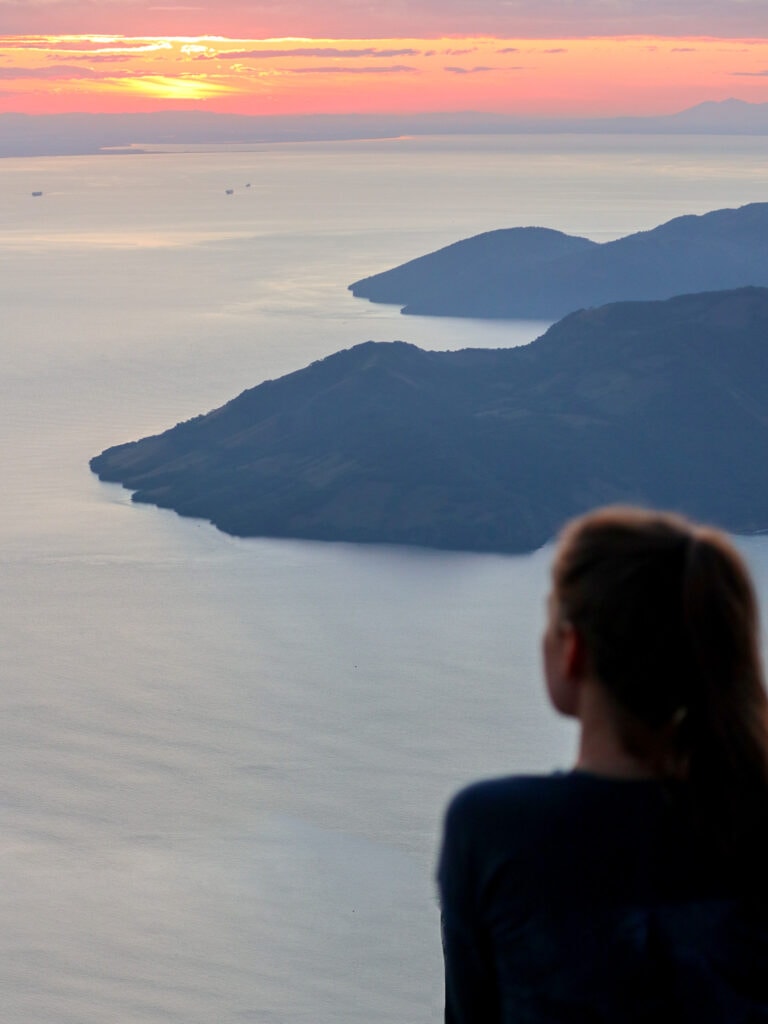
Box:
left=1, top=34, right=768, bottom=116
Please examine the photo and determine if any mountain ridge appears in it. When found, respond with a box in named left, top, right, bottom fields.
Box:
left=91, top=286, right=768, bottom=553
left=4, top=98, right=768, bottom=157
left=349, top=202, right=768, bottom=320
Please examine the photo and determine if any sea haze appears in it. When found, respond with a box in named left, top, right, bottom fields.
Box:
left=3, top=133, right=768, bottom=1022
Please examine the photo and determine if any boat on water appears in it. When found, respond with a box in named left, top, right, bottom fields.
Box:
left=31, top=191, right=43, bottom=197
left=225, top=188, right=234, bottom=195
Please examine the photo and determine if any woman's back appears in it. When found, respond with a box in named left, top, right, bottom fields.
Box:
left=439, top=771, right=768, bottom=1023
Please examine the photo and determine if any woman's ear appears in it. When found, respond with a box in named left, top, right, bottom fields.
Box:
left=563, top=623, right=589, bottom=683
left=544, top=614, right=588, bottom=717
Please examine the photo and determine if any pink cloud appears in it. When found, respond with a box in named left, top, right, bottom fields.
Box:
left=0, top=63, right=108, bottom=78
left=443, top=65, right=497, bottom=74
left=45, top=39, right=159, bottom=51
left=284, top=64, right=418, bottom=74
left=213, top=47, right=421, bottom=59
left=56, top=53, right=135, bottom=62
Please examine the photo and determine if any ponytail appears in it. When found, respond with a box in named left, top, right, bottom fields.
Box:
left=680, top=531, right=768, bottom=842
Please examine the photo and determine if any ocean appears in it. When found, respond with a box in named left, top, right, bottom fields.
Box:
left=2, top=132, right=768, bottom=1022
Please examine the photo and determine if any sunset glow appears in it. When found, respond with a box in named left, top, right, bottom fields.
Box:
left=1, top=33, right=768, bottom=116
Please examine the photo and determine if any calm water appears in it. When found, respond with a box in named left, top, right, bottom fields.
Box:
left=3, top=133, right=768, bottom=1022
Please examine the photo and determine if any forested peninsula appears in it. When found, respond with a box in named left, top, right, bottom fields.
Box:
left=349, top=203, right=768, bottom=320
left=91, top=287, right=768, bottom=553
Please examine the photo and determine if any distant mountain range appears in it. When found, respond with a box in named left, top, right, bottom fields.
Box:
left=91, top=287, right=768, bottom=553
left=349, top=203, right=768, bottom=320
left=4, top=99, right=768, bottom=157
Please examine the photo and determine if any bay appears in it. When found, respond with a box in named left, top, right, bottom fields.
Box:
left=2, top=133, right=768, bottom=1022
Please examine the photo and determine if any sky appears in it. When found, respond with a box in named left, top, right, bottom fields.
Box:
left=1, top=1, right=768, bottom=116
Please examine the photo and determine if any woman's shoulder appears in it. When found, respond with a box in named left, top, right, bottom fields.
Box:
left=445, top=770, right=659, bottom=826
left=443, top=772, right=585, bottom=858
left=438, top=773, right=649, bottom=905
left=445, top=772, right=572, bottom=822
left=441, top=771, right=670, bottom=882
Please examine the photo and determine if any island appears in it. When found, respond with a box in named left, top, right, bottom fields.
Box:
left=91, top=286, right=768, bottom=553
left=349, top=203, right=768, bottom=320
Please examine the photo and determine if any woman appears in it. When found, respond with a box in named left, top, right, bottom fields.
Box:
left=438, top=506, right=768, bottom=1023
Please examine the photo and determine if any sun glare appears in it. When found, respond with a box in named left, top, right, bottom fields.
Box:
left=122, top=75, right=237, bottom=101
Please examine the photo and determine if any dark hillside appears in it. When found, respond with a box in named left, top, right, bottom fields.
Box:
left=91, top=287, right=768, bottom=552
left=349, top=204, right=768, bottom=319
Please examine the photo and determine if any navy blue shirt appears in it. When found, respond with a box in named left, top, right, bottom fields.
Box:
left=437, top=772, right=768, bottom=1023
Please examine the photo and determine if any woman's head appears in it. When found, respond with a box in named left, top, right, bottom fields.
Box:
left=549, top=506, right=768, bottom=831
